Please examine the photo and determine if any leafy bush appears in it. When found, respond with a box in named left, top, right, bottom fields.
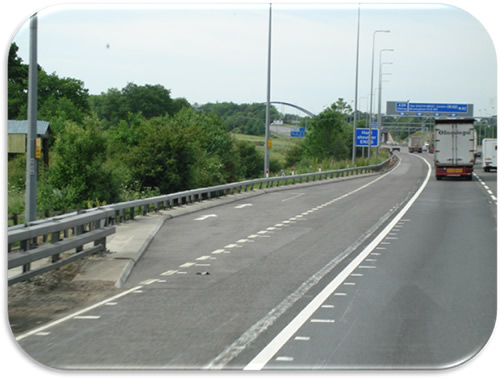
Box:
left=45, top=116, right=120, bottom=210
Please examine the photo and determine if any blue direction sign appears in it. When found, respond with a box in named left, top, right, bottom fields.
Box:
left=395, top=102, right=468, bottom=114
left=387, top=101, right=473, bottom=117
left=290, top=127, right=306, bottom=138
left=290, top=131, right=305, bottom=138
left=355, top=128, right=379, bottom=147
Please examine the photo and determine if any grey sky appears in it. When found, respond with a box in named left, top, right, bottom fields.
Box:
left=8, top=1, right=498, bottom=117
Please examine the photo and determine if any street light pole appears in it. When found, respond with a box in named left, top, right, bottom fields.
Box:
left=352, top=4, right=361, bottom=165
left=377, top=49, right=394, bottom=158
left=26, top=13, right=38, bottom=224
left=368, top=30, right=390, bottom=160
left=264, top=3, right=272, bottom=178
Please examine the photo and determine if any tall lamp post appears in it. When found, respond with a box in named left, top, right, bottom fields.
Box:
left=368, top=30, right=390, bottom=159
left=264, top=3, right=272, bottom=177
left=352, top=4, right=361, bottom=165
left=377, top=49, right=394, bottom=157
left=26, top=13, right=38, bottom=224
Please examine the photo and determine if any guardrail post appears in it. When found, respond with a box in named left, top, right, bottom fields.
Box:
left=76, top=223, right=84, bottom=252
left=50, top=230, right=61, bottom=263
left=21, top=239, right=31, bottom=273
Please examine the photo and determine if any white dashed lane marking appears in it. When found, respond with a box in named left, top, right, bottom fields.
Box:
left=294, top=336, right=310, bottom=341
left=74, top=315, right=101, bottom=320
left=473, top=172, right=497, bottom=203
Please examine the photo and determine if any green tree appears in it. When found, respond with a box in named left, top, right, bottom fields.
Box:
left=8, top=43, right=29, bottom=119
left=90, top=83, right=183, bottom=127
left=125, top=108, right=253, bottom=193
left=284, top=141, right=304, bottom=168
left=8, top=42, right=91, bottom=141
left=121, top=83, right=174, bottom=119
left=89, top=88, right=126, bottom=128
left=38, top=71, right=90, bottom=120
left=302, top=101, right=352, bottom=161
left=126, top=114, right=198, bottom=193
left=234, top=140, right=262, bottom=178
left=41, top=116, right=119, bottom=210
left=197, top=102, right=279, bottom=136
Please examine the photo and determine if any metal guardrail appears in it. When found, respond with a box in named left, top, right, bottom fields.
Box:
left=104, top=158, right=392, bottom=223
left=8, top=209, right=115, bottom=286
left=7, top=158, right=392, bottom=285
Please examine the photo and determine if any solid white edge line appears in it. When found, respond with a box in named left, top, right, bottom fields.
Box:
left=244, top=156, right=431, bottom=370
left=204, top=158, right=403, bottom=370
left=16, top=285, right=144, bottom=341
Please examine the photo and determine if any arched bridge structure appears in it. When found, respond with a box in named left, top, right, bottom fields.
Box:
left=270, top=101, right=317, bottom=118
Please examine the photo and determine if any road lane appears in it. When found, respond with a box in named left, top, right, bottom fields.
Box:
left=251, top=154, right=496, bottom=369
left=16, top=153, right=443, bottom=369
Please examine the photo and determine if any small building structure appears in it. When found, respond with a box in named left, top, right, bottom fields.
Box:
left=8, top=120, right=50, bottom=166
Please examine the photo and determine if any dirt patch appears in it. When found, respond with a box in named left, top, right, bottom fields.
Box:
left=8, top=256, right=120, bottom=336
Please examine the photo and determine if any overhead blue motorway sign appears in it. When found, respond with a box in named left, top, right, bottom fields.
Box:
left=387, top=101, right=473, bottom=117
left=355, top=128, right=379, bottom=147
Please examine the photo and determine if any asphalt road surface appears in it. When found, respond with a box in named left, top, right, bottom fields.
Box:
left=15, top=152, right=496, bottom=370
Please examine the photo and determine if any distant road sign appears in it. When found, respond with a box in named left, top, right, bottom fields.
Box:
left=387, top=101, right=473, bottom=117
left=355, top=128, right=379, bottom=147
left=290, top=131, right=305, bottom=138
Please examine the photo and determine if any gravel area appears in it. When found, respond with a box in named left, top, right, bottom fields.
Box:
left=7, top=254, right=120, bottom=336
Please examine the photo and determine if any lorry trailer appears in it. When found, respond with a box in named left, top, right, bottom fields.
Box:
left=408, top=135, right=424, bottom=153
left=434, top=118, right=476, bottom=180
left=482, top=138, right=497, bottom=172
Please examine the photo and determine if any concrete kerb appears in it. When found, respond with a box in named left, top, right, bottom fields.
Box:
left=79, top=171, right=385, bottom=288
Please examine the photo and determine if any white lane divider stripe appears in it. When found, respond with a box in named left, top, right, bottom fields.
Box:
left=244, top=156, right=431, bottom=371
left=74, top=315, right=101, bottom=320
left=310, top=319, right=335, bottom=323
left=294, top=336, right=310, bottom=341
left=205, top=159, right=405, bottom=371
left=16, top=285, right=144, bottom=341
left=282, top=193, right=305, bottom=202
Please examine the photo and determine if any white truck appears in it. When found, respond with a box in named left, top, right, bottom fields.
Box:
left=434, top=118, right=476, bottom=180
left=408, top=135, right=424, bottom=153
left=482, top=138, right=497, bottom=172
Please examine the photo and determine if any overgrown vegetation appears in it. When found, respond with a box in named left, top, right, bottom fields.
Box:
left=8, top=42, right=385, bottom=221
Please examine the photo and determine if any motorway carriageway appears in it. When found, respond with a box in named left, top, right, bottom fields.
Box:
left=15, top=152, right=496, bottom=370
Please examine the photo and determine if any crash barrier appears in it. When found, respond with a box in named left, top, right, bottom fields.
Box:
left=7, top=209, right=115, bottom=286
left=105, top=158, right=393, bottom=223
left=7, top=158, right=393, bottom=285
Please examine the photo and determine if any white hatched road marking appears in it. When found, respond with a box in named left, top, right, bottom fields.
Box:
left=243, top=156, right=431, bottom=370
